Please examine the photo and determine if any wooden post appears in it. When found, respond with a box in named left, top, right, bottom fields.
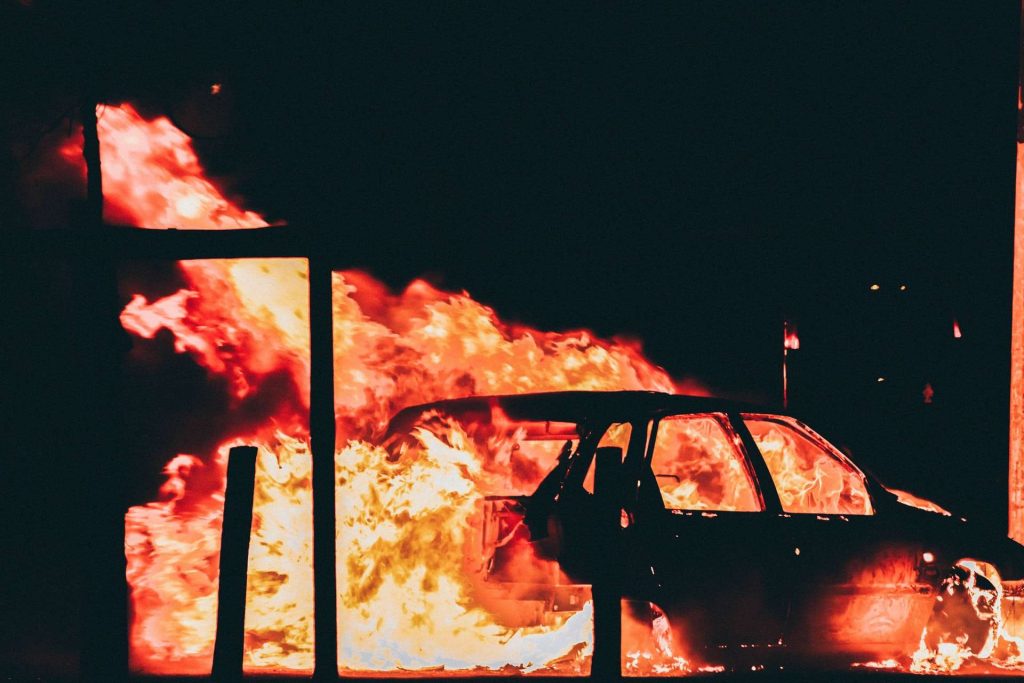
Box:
left=79, top=100, right=103, bottom=226
left=310, top=256, right=338, bottom=679
left=76, top=98, right=130, bottom=682
left=212, top=446, right=258, bottom=680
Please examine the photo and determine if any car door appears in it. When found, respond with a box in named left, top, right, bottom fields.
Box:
left=738, top=414, right=930, bottom=659
left=625, top=412, right=791, bottom=652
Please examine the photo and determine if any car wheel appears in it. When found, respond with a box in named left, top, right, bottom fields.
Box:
left=919, top=560, right=1002, bottom=664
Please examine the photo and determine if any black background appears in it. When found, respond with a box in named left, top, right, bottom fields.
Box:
left=1, top=1, right=1021, bottom=678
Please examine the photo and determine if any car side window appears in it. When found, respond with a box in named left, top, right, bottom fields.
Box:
left=743, top=416, right=873, bottom=515
left=649, top=414, right=762, bottom=511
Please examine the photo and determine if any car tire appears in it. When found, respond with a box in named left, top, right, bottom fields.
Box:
left=922, top=560, right=1002, bottom=660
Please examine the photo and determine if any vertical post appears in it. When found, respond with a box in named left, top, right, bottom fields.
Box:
left=782, top=319, right=791, bottom=409
left=79, top=100, right=103, bottom=226
left=782, top=320, right=799, bottom=409
left=591, top=446, right=622, bottom=681
left=310, top=257, right=338, bottom=679
left=77, top=98, right=129, bottom=682
left=782, top=345, right=789, bottom=410
left=212, top=446, right=258, bottom=680
left=1010, top=2, right=1024, bottom=543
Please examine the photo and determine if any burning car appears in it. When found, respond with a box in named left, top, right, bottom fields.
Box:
left=385, top=390, right=1024, bottom=672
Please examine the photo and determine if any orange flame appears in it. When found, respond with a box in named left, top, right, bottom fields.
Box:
left=745, top=418, right=872, bottom=516
left=61, top=103, right=268, bottom=229
left=783, top=321, right=800, bottom=351
left=910, top=560, right=1024, bottom=674
left=621, top=601, right=716, bottom=676
left=121, top=257, right=690, bottom=674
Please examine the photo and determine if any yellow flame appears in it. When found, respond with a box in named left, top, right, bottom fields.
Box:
left=122, top=262, right=687, bottom=674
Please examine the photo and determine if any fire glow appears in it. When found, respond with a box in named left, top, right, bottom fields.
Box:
left=60, top=104, right=268, bottom=230
left=67, top=102, right=1024, bottom=676
left=121, top=258, right=692, bottom=675
left=85, top=105, right=693, bottom=675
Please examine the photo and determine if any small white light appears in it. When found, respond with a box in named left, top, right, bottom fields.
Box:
left=899, top=284, right=908, bottom=292
left=869, top=283, right=881, bottom=291
left=922, top=551, right=935, bottom=563
left=877, top=376, right=885, bottom=383
left=794, top=547, right=801, bottom=556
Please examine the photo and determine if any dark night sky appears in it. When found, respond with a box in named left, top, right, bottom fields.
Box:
left=4, top=2, right=1018, bottom=390
left=1, top=2, right=1022, bottom=678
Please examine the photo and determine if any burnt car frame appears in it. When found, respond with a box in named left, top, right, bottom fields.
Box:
left=385, top=390, right=1024, bottom=668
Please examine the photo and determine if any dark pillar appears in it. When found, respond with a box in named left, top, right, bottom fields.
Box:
left=79, top=100, right=103, bottom=227
left=212, top=446, right=258, bottom=680
left=310, top=257, right=338, bottom=679
left=77, top=99, right=131, bottom=683
left=591, top=446, right=622, bottom=681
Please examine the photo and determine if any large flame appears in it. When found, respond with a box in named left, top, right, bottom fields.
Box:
left=335, top=424, right=594, bottom=674
left=120, top=257, right=685, bottom=674
left=121, top=258, right=1024, bottom=679
left=909, top=560, right=1024, bottom=674
left=61, top=103, right=268, bottom=229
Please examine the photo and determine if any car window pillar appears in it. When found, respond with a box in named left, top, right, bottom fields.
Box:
left=727, top=411, right=784, bottom=514
left=620, top=419, right=652, bottom=510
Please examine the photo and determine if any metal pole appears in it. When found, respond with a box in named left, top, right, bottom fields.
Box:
left=212, top=446, right=258, bottom=680
left=782, top=321, right=789, bottom=409
left=310, top=256, right=338, bottom=679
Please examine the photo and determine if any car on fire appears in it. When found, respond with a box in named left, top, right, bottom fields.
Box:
left=384, top=391, right=1024, bottom=669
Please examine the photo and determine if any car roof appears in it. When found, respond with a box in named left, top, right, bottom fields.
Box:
left=385, top=390, right=770, bottom=436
